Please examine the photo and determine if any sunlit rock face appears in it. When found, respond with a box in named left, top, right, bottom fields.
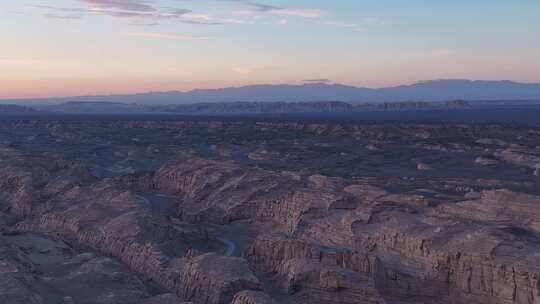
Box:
left=1, top=118, right=540, bottom=304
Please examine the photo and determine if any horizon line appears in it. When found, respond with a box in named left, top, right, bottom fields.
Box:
left=2, top=78, right=538, bottom=101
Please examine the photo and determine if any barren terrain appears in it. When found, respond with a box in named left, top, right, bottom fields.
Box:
left=1, top=116, right=539, bottom=304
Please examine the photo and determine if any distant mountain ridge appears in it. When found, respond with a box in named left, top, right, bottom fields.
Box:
left=0, top=104, right=42, bottom=115
left=26, top=100, right=476, bottom=115
left=6, top=99, right=540, bottom=116
left=3, top=79, right=540, bottom=105
left=156, top=100, right=472, bottom=115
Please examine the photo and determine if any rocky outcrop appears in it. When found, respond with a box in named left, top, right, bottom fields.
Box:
left=475, top=156, right=499, bottom=166
left=246, top=234, right=379, bottom=275
left=496, top=149, right=540, bottom=173
left=150, top=156, right=302, bottom=226
left=141, top=294, right=191, bottom=304
left=246, top=234, right=385, bottom=303
left=176, top=253, right=262, bottom=304
left=344, top=200, right=540, bottom=304
left=231, top=291, right=277, bottom=304
left=277, top=258, right=383, bottom=304
left=0, top=148, right=95, bottom=219
left=0, top=237, right=43, bottom=304
left=416, top=162, right=433, bottom=171
left=0, top=232, right=160, bottom=304
left=0, top=170, right=34, bottom=218
left=246, top=189, right=540, bottom=304
left=9, top=177, right=260, bottom=304
left=147, top=157, right=351, bottom=234
left=439, top=189, right=540, bottom=232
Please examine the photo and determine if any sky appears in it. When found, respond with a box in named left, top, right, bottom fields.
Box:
left=1, top=0, right=540, bottom=98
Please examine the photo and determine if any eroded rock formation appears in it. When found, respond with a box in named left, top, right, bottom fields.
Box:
left=1, top=119, right=540, bottom=303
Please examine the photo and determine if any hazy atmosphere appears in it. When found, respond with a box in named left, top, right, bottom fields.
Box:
left=2, top=3, right=540, bottom=304
left=2, top=0, right=540, bottom=98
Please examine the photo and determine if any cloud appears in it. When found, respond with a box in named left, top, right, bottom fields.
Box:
left=181, top=13, right=246, bottom=25
left=31, top=0, right=321, bottom=27
left=272, top=9, right=322, bottom=18
left=34, top=4, right=244, bottom=26
left=81, top=0, right=156, bottom=12
left=36, top=4, right=181, bottom=18
left=127, top=32, right=214, bottom=40
left=226, top=0, right=323, bottom=18
left=238, top=1, right=280, bottom=12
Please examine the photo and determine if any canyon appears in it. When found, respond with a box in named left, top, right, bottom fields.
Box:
left=1, top=117, right=539, bottom=303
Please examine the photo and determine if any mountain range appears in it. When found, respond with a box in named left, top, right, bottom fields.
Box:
left=3, top=79, right=540, bottom=105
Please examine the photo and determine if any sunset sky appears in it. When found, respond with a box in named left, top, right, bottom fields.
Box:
left=1, top=0, right=539, bottom=98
